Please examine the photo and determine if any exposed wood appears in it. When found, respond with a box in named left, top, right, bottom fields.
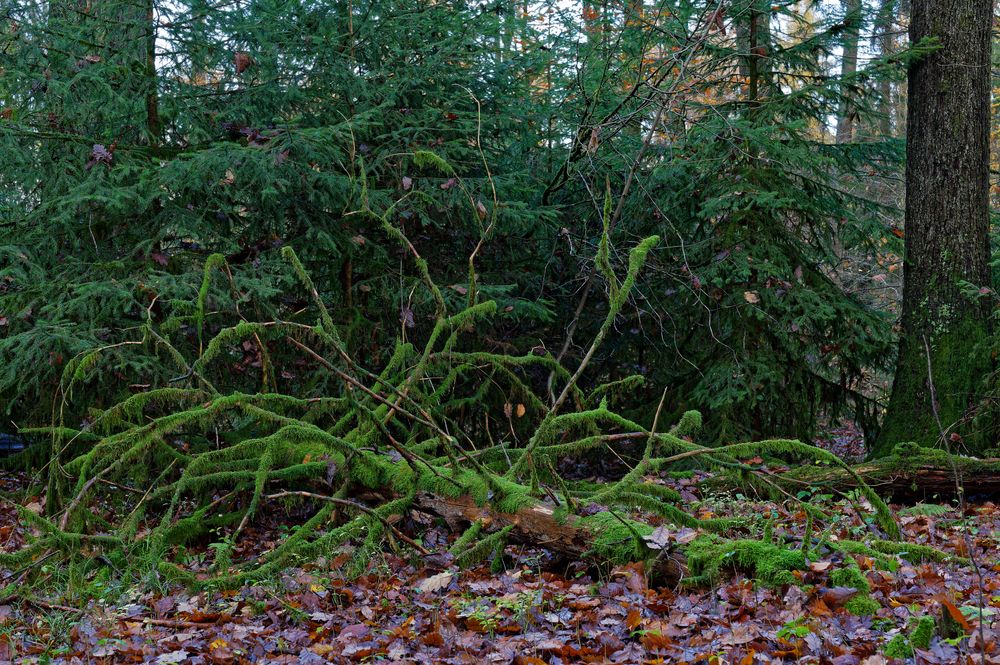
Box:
left=413, top=492, right=685, bottom=585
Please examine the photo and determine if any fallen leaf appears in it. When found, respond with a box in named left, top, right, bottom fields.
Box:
left=416, top=571, right=454, bottom=594
left=860, top=656, right=887, bottom=665
left=641, top=526, right=671, bottom=550
left=820, top=586, right=858, bottom=609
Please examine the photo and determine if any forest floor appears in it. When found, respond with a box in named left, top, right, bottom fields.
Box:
left=2, top=426, right=1000, bottom=664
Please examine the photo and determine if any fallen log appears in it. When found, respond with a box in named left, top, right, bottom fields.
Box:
left=413, top=491, right=685, bottom=585
left=777, top=444, right=1000, bottom=501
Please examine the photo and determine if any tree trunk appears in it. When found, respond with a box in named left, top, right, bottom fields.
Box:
left=836, top=0, right=861, bottom=143
left=735, top=0, right=772, bottom=102
left=872, top=0, right=896, bottom=137
left=875, top=0, right=993, bottom=456
left=764, top=453, right=1000, bottom=502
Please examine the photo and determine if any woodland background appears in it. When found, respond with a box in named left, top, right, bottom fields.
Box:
left=1, top=0, right=923, bottom=444
left=4, top=0, right=1000, bottom=663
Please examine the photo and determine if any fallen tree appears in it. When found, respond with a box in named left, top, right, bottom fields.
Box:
left=0, top=216, right=920, bottom=592
left=771, top=442, right=1000, bottom=501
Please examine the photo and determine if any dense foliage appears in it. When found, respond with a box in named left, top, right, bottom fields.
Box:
left=9, top=4, right=1000, bottom=661
left=2, top=1, right=905, bottom=440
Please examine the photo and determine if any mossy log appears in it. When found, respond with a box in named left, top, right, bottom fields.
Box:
left=779, top=443, right=1000, bottom=501
left=9, top=246, right=903, bottom=590
left=413, top=492, right=685, bottom=584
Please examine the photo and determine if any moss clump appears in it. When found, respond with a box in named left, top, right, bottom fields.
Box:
left=910, top=615, right=935, bottom=649
left=580, top=512, right=653, bottom=563
left=669, top=410, right=703, bottom=438
left=830, top=565, right=870, bottom=593
left=686, top=536, right=805, bottom=586
left=884, top=633, right=912, bottom=659
left=830, top=560, right=881, bottom=617
left=883, top=616, right=935, bottom=659
left=844, top=595, right=880, bottom=616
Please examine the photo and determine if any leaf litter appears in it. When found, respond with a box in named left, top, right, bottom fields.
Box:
left=2, top=440, right=1000, bottom=665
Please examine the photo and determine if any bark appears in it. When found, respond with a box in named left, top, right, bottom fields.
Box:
left=413, top=492, right=685, bottom=585
left=736, top=0, right=772, bottom=102
left=774, top=456, right=1000, bottom=502
left=875, top=0, right=993, bottom=456
left=836, top=0, right=861, bottom=143
left=872, top=0, right=896, bottom=137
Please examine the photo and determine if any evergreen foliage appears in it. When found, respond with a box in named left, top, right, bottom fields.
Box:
left=0, top=233, right=903, bottom=588
left=0, top=0, right=942, bottom=595
left=1, top=0, right=905, bottom=443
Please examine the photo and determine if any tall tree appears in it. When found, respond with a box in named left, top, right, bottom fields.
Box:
left=872, top=0, right=897, bottom=137
left=836, top=0, right=861, bottom=143
left=876, top=0, right=993, bottom=455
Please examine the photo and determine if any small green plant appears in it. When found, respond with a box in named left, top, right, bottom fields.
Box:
left=899, top=503, right=953, bottom=517
left=776, top=617, right=812, bottom=640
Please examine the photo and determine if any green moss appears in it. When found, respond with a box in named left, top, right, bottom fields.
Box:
left=580, top=512, right=653, bottom=563
left=875, top=312, right=989, bottom=456
left=669, top=410, right=703, bottom=438
left=910, top=615, right=935, bottom=649
left=830, top=565, right=870, bottom=593
left=884, top=633, right=912, bottom=659
left=455, top=525, right=513, bottom=568
left=686, top=536, right=806, bottom=586
left=868, top=540, right=958, bottom=564
left=844, top=595, right=880, bottom=616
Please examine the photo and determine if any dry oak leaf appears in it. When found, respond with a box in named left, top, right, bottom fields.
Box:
left=416, top=571, right=454, bottom=594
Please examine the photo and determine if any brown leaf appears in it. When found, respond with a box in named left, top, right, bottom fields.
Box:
left=859, top=656, right=887, bottom=665
left=234, top=51, right=253, bottom=74
left=820, top=586, right=859, bottom=609
left=641, top=526, right=671, bottom=550
left=416, top=571, right=454, bottom=594
left=938, top=595, right=974, bottom=632
left=720, top=624, right=756, bottom=645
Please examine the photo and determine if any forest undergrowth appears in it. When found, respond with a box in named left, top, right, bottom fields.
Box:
left=0, top=214, right=993, bottom=664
